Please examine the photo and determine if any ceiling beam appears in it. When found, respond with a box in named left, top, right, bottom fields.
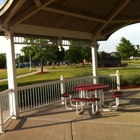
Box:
left=111, top=17, right=140, bottom=23
left=101, top=22, right=132, bottom=36
left=42, top=5, right=106, bottom=23
left=13, top=24, right=94, bottom=40
left=93, top=0, right=130, bottom=36
left=10, top=0, right=54, bottom=27
left=2, top=0, right=26, bottom=25
left=34, top=0, right=42, bottom=7
left=0, top=0, right=13, bottom=16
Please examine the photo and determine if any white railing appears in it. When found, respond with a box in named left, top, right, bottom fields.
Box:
left=17, top=71, right=120, bottom=113
left=0, top=89, right=13, bottom=133
left=0, top=71, right=120, bottom=133
left=17, top=80, right=61, bottom=113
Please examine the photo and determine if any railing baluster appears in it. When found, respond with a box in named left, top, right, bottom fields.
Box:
left=30, top=88, right=32, bottom=109
left=27, top=89, right=29, bottom=110
left=0, top=95, right=3, bottom=133
left=35, top=87, right=37, bottom=107
left=18, top=91, right=21, bottom=112
left=40, top=86, right=42, bottom=105
left=32, top=88, right=34, bottom=108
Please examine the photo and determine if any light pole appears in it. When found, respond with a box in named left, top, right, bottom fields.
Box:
left=16, top=53, right=21, bottom=68
left=29, top=54, right=32, bottom=71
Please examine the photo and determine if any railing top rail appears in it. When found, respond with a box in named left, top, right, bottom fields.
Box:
left=17, top=80, right=61, bottom=90
left=98, top=74, right=117, bottom=77
left=63, top=75, right=95, bottom=82
left=63, top=74, right=117, bottom=82
left=0, top=89, right=12, bottom=97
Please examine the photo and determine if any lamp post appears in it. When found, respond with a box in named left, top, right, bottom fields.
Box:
left=16, top=53, right=21, bottom=68
left=29, top=54, right=32, bottom=71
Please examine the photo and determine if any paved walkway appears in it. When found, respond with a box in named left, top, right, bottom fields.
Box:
left=1, top=89, right=140, bottom=140
left=0, top=69, right=45, bottom=82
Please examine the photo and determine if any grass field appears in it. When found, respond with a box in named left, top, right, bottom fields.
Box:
left=0, top=60, right=140, bottom=91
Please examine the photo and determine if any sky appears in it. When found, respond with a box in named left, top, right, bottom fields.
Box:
left=0, top=0, right=7, bottom=8
left=98, top=23, right=140, bottom=52
left=0, top=23, right=140, bottom=54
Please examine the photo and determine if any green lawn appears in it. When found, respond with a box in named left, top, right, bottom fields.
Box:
left=0, top=61, right=140, bottom=91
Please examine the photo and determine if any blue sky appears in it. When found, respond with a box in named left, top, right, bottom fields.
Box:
left=98, top=23, right=140, bottom=52
left=0, top=0, right=5, bottom=5
left=0, top=23, right=140, bottom=54
left=0, top=0, right=6, bottom=8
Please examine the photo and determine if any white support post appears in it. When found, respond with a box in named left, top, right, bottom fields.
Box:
left=60, top=75, right=66, bottom=104
left=91, top=36, right=99, bottom=84
left=5, top=29, right=19, bottom=119
left=116, top=70, right=120, bottom=90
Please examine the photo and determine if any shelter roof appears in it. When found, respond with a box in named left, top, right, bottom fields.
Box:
left=0, top=0, right=140, bottom=41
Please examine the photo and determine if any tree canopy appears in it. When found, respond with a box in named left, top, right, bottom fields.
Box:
left=0, top=53, right=6, bottom=68
left=21, top=38, right=63, bottom=72
left=116, top=37, right=138, bottom=61
left=65, top=41, right=100, bottom=65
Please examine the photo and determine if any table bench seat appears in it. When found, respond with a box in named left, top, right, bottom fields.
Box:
left=70, top=97, right=100, bottom=115
left=61, top=92, right=75, bottom=97
left=112, top=91, right=123, bottom=98
left=110, top=91, right=123, bottom=111
left=70, top=97, right=100, bottom=102
left=61, top=92, right=76, bottom=110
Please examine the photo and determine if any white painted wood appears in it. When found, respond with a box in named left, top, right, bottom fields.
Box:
left=13, top=24, right=107, bottom=40
left=91, top=37, right=99, bottom=84
left=6, top=29, right=19, bottom=118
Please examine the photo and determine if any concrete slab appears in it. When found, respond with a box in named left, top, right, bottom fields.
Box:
left=0, top=90, right=140, bottom=140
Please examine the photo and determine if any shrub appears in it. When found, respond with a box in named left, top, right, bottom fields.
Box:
left=120, top=74, right=140, bottom=86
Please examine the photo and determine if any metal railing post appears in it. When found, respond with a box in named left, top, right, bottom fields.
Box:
left=0, top=94, right=4, bottom=134
left=116, top=70, right=120, bottom=90
left=60, top=75, right=66, bottom=104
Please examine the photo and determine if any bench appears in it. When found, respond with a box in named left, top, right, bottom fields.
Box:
left=61, top=92, right=75, bottom=110
left=111, top=91, right=123, bottom=111
left=70, top=97, right=100, bottom=115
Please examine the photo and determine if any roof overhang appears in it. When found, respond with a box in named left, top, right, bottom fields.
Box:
left=0, top=0, right=140, bottom=41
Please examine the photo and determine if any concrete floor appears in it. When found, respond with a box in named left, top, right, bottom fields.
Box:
left=1, top=89, right=140, bottom=140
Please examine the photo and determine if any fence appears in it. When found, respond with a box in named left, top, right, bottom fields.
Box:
left=0, top=89, right=13, bottom=133
left=17, top=72, right=120, bottom=113
left=0, top=71, right=120, bottom=133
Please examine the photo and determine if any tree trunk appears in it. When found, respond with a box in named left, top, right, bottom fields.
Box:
left=52, top=61, right=55, bottom=69
left=41, top=58, right=43, bottom=72
left=82, top=60, right=85, bottom=67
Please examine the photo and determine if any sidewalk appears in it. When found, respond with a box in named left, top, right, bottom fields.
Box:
left=0, top=69, right=44, bottom=82
left=1, top=90, right=140, bottom=140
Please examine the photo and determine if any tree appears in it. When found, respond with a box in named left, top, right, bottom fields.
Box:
left=22, top=38, right=58, bottom=72
left=116, top=37, right=137, bottom=62
left=0, top=53, right=6, bottom=68
left=65, top=41, right=100, bottom=65
left=65, top=46, right=82, bottom=64
left=54, top=46, right=65, bottom=65
left=81, top=47, right=91, bottom=63
left=81, top=42, right=100, bottom=62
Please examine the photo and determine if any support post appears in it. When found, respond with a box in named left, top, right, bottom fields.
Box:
left=60, top=75, right=66, bottom=104
left=116, top=70, right=120, bottom=90
left=5, top=29, right=19, bottom=119
left=91, top=36, right=99, bottom=84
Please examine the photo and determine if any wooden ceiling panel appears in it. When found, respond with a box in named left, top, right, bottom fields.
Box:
left=22, top=10, right=99, bottom=32
left=12, top=0, right=34, bottom=17
left=116, top=0, right=140, bottom=17
left=1, top=0, right=140, bottom=40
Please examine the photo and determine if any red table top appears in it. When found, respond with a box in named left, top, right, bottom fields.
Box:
left=74, top=84, right=109, bottom=91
